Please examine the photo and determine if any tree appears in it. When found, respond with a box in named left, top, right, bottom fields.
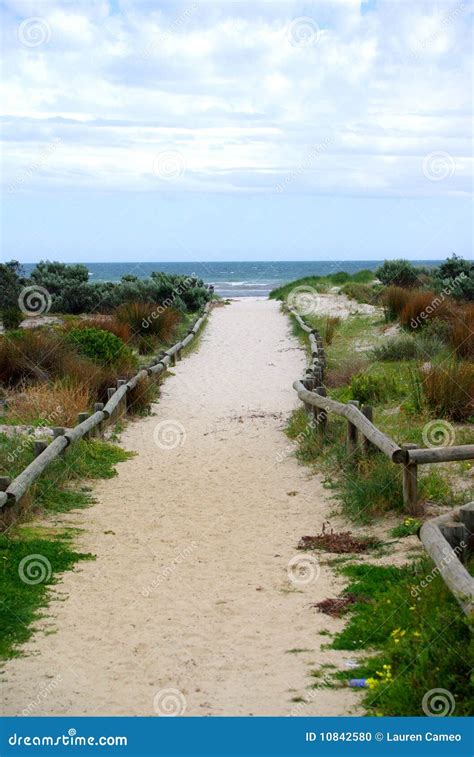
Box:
left=375, top=259, right=420, bottom=288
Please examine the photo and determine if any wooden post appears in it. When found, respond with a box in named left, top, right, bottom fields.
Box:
left=314, top=386, right=327, bottom=431
left=346, top=400, right=359, bottom=455
left=439, top=521, right=469, bottom=562
left=77, top=412, right=90, bottom=440
left=302, top=378, right=313, bottom=415
left=94, top=403, right=104, bottom=437
left=34, top=440, right=48, bottom=458
left=0, top=476, right=11, bottom=492
left=361, top=405, right=373, bottom=454
left=171, top=352, right=177, bottom=367
left=52, top=427, right=66, bottom=454
left=402, top=443, right=419, bottom=515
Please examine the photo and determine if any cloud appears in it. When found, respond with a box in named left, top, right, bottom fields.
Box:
left=1, top=0, right=472, bottom=197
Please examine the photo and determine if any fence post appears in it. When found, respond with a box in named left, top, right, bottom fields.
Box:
left=52, top=426, right=66, bottom=454
left=117, top=379, right=127, bottom=418
left=302, top=378, right=314, bottom=416
left=34, top=440, right=47, bottom=458
left=361, top=405, right=373, bottom=455
left=347, top=400, right=359, bottom=455
left=94, top=403, right=104, bottom=437
left=314, top=386, right=327, bottom=431
left=402, top=443, right=419, bottom=515
left=0, top=476, right=11, bottom=492
left=77, top=412, right=90, bottom=440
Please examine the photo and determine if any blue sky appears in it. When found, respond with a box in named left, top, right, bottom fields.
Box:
left=1, top=0, right=472, bottom=263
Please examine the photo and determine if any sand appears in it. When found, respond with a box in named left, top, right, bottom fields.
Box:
left=1, top=298, right=362, bottom=717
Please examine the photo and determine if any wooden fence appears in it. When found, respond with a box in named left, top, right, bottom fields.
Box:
left=0, top=303, right=211, bottom=521
left=288, top=304, right=474, bottom=617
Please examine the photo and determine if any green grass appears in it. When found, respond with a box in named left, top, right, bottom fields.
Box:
left=0, top=527, right=93, bottom=660
left=330, top=561, right=473, bottom=716
left=270, top=271, right=376, bottom=301
left=0, top=434, right=133, bottom=660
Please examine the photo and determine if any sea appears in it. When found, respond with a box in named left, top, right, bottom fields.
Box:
left=22, top=261, right=442, bottom=299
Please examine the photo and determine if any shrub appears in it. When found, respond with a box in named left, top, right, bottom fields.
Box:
left=115, top=302, right=181, bottom=346
left=433, top=254, right=474, bottom=301
left=0, top=261, right=25, bottom=311
left=341, top=283, right=377, bottom=305
left=372, top=336, right=418, bottom=361
left=1, top=308, right=23, bottom=331
left=0, top=329, right=77, bottom=386
left=5, top=380, right=92, bottom=427
left=422, top=361, right=474, bottom=421
left=399, top=290, right=448, bottom=330
left=65, top=316, right=131, bottom=345
left=352, top=269, right=375, bottom=283
left=350, top=371, right=397, bottom=404
left=127, top=375, right=158, bottom=415
left=326, top=357, right=369, bottom=388
left=341, top=454, right=404, bottom=521
left=324, top=316, right=341, bottom=345
left=30, top=261, right=93, bottom=314
left=376, top=259, right=420, bottom=288
left=329, top=271, right=350, bottom=284
left=450, top=303, right=474, bottom=359
left=381, top=286, right=411, bottom=321
left=66, top=328, right=134, bottom=367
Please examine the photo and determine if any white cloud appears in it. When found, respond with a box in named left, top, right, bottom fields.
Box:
left=1, top=0, right=472, bottom=197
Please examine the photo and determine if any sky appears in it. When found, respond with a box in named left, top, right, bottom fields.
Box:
left=1, top=0, right=472, bottom=263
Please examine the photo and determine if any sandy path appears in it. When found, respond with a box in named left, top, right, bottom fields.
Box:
left=2, top=299, right=360, bottom=717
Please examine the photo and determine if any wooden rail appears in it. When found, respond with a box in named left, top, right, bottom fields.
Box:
left=418, top=503, right=474, bottom=617
left=0, top=303, right=211, bottom=520
left=288, top=305, right=474, bottom=513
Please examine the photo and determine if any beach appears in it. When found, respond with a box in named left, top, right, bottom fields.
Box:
left=1, top=298, right=360, bottom=717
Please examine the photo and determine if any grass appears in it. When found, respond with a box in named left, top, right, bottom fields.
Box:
left=0, top=527, right=93, bottom=660
left=0, top=434, right=133, bottom=660
left=269, top=270, right=376, bottom=301
left=329, top=561, right=474, bottom=716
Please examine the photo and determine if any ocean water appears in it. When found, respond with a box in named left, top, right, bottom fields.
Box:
left=22, top=261, right=441, bottom=298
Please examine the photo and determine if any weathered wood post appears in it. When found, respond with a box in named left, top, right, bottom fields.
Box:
left=117, top=379, right=127, bottom=418
left=107, top=387, right=116, bottom=422
left=53, top=426, right=66, bottom=454
left=347, top=400, right=360, bottom=456
left=34, top=440, right=48, bottom=458
left=314, top=386, right=327, bottom=431
left=439, top=521, right=469, bottom=563
left=171, top=352, right=177, bottom=367
left=94, top=403, right=104, bottom=437
left=302, top=377, right=314, bottom=416
left=0, top=476, right=11, bottom=492
left=361, top=405, right=373, bottom=455
left=77, top=412, right=90, bottom=439
left=402, top=443, right=419, bottom=514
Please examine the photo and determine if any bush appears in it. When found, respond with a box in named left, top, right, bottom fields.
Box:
left=381, top=286, right=411, bottom=321
left=422, top=361, right=474, bottom=421
left=115, top=302, right=181, bottom=347
left=127, top=375, right=158, bottom=415
left=0, top=261, right=25, bottom=311
left=352, top=269, right=375, bottom=283
left=433, top=254, right=474, bottom=301
left=450, top=303, right=474, bottom=359
left=66, top=328, right=133, bottom=366
left=5, top=379, right=92, bottom=426
left=30, top=261, right=93, bottom=314
left=376, top=259, right=420, bottom=288
left=326, top=357, right=369, bottom=388
left=1, top=308, right=23, bottom=331
left=372, top=336, right=418, bottom=361
left=0, top=329, right=78, bottom=386
left=342, top=283, right=377, bottom=305
left=350, top=372, right=397, bottom=404
left=65, top=316, right=131, bottom=345
left=341, top=454, right=404, bottom=521
left=399, top=290, right=448, bottom=330
left=324, top=316, right=341, bottom=345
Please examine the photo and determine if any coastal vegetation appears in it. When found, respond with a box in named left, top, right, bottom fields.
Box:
left=272, top=254, right=473, bottom=716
